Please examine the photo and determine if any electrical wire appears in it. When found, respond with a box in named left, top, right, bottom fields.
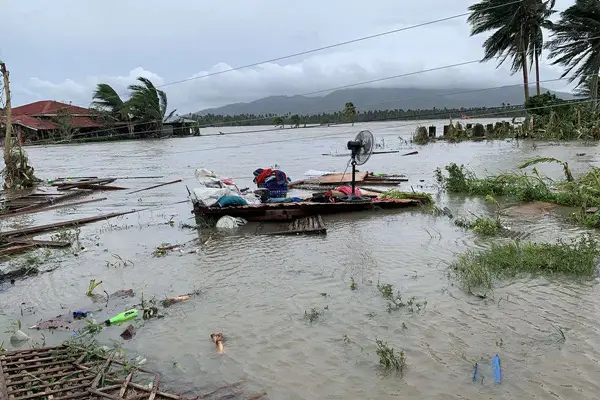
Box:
left=16, top=0, right=529, bottom=139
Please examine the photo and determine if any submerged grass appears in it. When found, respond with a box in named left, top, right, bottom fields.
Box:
left=451, top=235, right=600, bottom=292
left=436, top=158, right=600, bottom=228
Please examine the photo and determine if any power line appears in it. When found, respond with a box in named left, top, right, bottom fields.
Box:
left=32, top=0, right=525, bottom=125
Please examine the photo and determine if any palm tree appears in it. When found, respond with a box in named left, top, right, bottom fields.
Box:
left=547, top=0, right=600, bottom=106
left=91, top=83, right=134, bottom=134
left=468, top=0, right=556, bottom=101
left=528, top=0, right=556, bottom=96
left=127, top=77, right=176, bottom=137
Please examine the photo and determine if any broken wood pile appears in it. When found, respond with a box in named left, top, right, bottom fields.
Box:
left=265, top=215, right=327, bottom=236
left=0, top=190, right=98, bottom=219
left=51, top=178, right=127, bottom=191
left=289, top=172, right=408, bottom=191
left=0, top=346, right=266, bottom=400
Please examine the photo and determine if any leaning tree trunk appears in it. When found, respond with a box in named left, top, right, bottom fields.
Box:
left=1, top=62, right=37, bottom=189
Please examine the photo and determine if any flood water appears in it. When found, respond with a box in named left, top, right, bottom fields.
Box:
left=1, top=118, right=600, bottom=399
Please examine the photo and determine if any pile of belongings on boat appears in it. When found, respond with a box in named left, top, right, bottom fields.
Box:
left=191, top=167, right=302, bottom=208
left=191, top=167, right=375, bottom=208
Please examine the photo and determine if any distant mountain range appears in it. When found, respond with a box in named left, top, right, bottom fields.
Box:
left=196, top=87, right=574, bottom=116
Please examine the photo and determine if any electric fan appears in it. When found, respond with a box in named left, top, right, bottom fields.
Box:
left=340, top=130, right=374, bottom=203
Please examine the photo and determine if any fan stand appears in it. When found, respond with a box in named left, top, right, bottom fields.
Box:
left=339, top=143, right=371, bottom=203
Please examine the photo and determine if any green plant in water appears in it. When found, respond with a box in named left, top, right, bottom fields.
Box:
left=86, top=279, right=102, bottom=296
left=377, top=281, right=407, bottom=312
left=375, top=339, right=406, bottom=373
left=304, top=307, right=324, bottom=323
left=4, top=319, right=21, bottom=335
left=350, top=277, right=357, bottom=290
left=454, top=195, right=503, bottom=236
left=412, top=126, right=431, bottom=145
left=451, top=235, right=600, bottom=292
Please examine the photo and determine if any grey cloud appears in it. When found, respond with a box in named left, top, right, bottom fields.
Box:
left=0, top=0, right=577, bottom=113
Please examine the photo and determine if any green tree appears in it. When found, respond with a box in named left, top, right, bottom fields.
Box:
left=547, top=0, right=600, bottom=106
left=290, top=114, right=300, bottom=128
left=468, top=0, right=556, bottom=102
left=127, top=77, right=175, bottom=137
left=272, top=116, right=284, bottom=128
left=91, top=83, right=133, bottom=134
left=343, top=102, right=357, bottom=126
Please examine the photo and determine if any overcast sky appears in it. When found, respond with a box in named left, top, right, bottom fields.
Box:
left=0, top=0, right=575, bottom=113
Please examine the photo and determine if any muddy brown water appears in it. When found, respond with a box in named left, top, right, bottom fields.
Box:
left=1, top=119, right=600, bottom=399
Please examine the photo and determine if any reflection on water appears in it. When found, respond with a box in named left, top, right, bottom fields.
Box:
left=1, top=119, right=600, bottom=399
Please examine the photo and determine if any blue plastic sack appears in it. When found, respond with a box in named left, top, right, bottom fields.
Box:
left=216, top=195, right=248, bottom=207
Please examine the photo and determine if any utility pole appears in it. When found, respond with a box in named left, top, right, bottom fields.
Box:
left=1, top=61, right=12, bottom=162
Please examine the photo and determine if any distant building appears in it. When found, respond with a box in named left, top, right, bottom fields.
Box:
left=1, top=100, right=108, bottom=143
left=162, top=115, right=200, bottom=136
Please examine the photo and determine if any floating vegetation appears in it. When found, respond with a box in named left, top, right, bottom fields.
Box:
left=377, top=281, right=426, bottom=313
left=375, top=339, right=406, bottom=373
left=304, top=307, right=324, bottom=323
left=451, top=235, right=600, bottom=292
left=454, top=195, right=503, bottom=236
left=350, top=277, right=358, bottom=290
left=436, top=158, right=600, bottom=227
left=86, top=279, right=102, bottom=297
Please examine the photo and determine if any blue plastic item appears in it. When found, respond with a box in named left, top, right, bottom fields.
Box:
left=72, top=310, right=88, bottom=320
left=492, top=355, right=501, bottom=383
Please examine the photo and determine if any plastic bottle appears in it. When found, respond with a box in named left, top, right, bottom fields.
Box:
left=104, top=309, right=138, bottom=326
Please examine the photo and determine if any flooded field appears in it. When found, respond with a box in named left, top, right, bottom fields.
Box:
left=1, top=118, right=600, bottom=399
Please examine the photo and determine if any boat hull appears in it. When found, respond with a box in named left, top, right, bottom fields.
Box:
left=192, top=198, right=427, bottom=223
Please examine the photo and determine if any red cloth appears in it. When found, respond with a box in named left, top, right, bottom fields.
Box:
left=335, top=186, right=361, bottom=196
left=255, top=168, right=273, bottom=185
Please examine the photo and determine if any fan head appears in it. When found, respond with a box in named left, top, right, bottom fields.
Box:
left=346, top=130, right=374, bottom=165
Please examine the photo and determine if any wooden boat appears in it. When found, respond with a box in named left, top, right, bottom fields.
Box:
left=192, top=197, right=429, bottom=223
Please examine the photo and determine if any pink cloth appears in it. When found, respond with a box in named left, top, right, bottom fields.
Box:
left=336, top=186, right=361, bottom=196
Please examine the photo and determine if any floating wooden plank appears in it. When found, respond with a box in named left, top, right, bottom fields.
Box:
left=312, top=172, right=368, bottom=184
left=57, top=184, right=126, bottom=191
left=0, top=197, right=107, bottom=219
left=52, top=178, right=115, bottom=188
left=127, top=179, right=183, bottom=195
left=4, top=238, right=71, bottom=248
left=0, top=210, right=138, bottom=239
left=265, top=215, right=327, bottom=236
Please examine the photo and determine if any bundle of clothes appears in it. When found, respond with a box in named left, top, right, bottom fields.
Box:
left=192, top=167, right=298, bottom=208
left=253, top=168, right=291, bottom=198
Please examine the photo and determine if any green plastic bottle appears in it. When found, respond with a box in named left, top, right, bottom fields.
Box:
left=104, top=309, right=138, bottom=326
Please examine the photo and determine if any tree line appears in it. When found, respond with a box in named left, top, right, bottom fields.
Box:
left=187, top=103, right=523, bottom=128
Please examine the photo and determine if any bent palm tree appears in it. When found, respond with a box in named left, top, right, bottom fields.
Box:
left=91, top=83, right=134, bottom=134
left=547, top=0, right=600, bottom=106
left=468, top=0, right=555, bottom=101
left=128, top=77, right=176, bottom=137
